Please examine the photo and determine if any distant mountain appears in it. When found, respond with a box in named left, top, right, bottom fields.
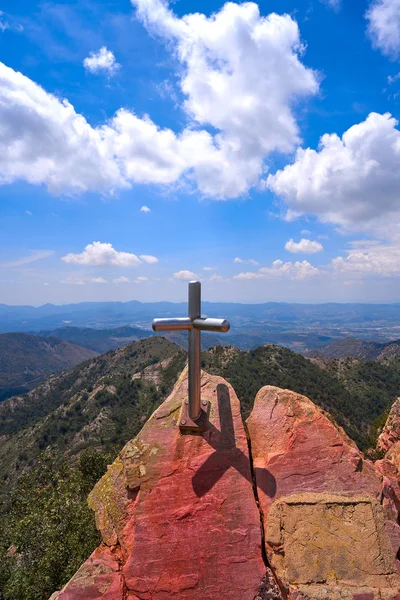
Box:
left=308, top=336, right=400, bottom=360
left=36, top=325, right=228, bottom=353
left=37, top=325, right=153, bottom=353
left=0, top=332, right=98, bottom=400
left=1, top=300, right=400, bottom=342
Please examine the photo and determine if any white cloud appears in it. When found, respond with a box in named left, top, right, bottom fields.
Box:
left=301, top=229, right=311, bottom=235
left=388, top=72, right=400, bottom=84
left=43, top=282, right=50, bottom=286
left=131, top=0, right=318, bottom=198
left=320, top=0, right=341, bottom=10
left=139, top=254, right=158, bottom=264
left=61, top=242, right=158, bottom=268
left=0, top=12, right=8, bottom=32
left=173, top=270, right=197, bottom=280
left=332, top=242, right=400, bottom=277
left=267, top=112, right=400, bottom=236
left=366, top=0, right=400, bottom=58
left=234, top=259, right=320, bottom=281
left=135, top=276, right=148, bottom=282
left=234, top=257, right=259, bottom=265
left=61, top=278, right=86, bottom=285
left=25, top=210, right=32, bottom=216
left=113, top=276, right=130, bottom=284
left=0, top=11, right=22, bottom=33
left=83, top=47, right=120, bottom=74
left=203, top=266, right=216, bottom=271
left=91, top=277, right=108, bottom=284
left=0, top=0, right=319, bottom=199
left=0, top=63, right=125, bottom=194
left=209, top=273, right=229, bottom=282
left=140, top=205, right=151, bottom=213
left=285, top=238, right=323, bottom=254
left=0, top=250, right=54, bottom=268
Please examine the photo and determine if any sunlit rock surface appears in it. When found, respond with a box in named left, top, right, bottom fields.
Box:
left=247, top=385, right=400, bottom=600
left=51, top=369, right=272, bottom=600
left=51, top=376, right=400, bottom=600
left=378, top=398, right=400, bottom=473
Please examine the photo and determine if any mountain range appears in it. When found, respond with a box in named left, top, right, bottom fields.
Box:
left=2, top=336, right=400, bottom=497
left=0, top=333, right=97, bottom=401
left=3, top=301, right=400, bottom=353
left=308, top=336, right=400, bottom=360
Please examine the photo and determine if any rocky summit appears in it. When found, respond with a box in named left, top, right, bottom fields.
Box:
left=51, top=371, right=400, bottom=600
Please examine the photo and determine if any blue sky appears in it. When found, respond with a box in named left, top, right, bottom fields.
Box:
left=1, top=0, right=400, bottom=304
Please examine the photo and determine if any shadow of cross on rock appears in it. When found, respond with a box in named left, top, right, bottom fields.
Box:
left=192, top=383, right=277, bottom=499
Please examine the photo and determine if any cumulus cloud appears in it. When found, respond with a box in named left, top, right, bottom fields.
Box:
left=366, top=0, right=400, bottom=58
left=139, top=254, right=158, bottom=264
left=234, top=259, right=320, bottom=281
left=131, top=0, right=318, bottom=198
left=91, top=277, right=108, bottom=284
left=61, top=242, right=157, bottom=268
left=135, top=276, right=148, bottom=282
left=234, top=257, right=259, bottom=265
left=173, top=270, right=197, bottom=280
left=140, top=205, right=151, bottom=213
left=0, top=250, right=54, bottom=268
left=0, top=63, right=125, bottom=194
left=0, top=1, right=319, bottom=199
left=267, top=112, right=400, bottom=235
left=203, top=266, right=216, bottom=271
left=285, top=238, right=323, bottom=253
left=83, top=47, right=120, bottom=74
left=113, top=276, right=130, bottom=284
left=332, top=242, right=400, bottom=277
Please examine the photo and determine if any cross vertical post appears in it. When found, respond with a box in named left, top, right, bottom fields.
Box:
left=152, top=281, right=231, bottom=433
left=188, top=281, right=201, bottom=421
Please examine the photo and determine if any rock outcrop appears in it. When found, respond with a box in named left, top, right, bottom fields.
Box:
left=378, top=397, right=400, bottom=456
left=51, top=375, right=400, bottom=600
left=247, top=385, right=400, bottom=600
left=51, top=370, right=278, bottom=600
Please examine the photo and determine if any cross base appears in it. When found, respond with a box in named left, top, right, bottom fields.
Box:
left=179, top=400, right=210, bottom=433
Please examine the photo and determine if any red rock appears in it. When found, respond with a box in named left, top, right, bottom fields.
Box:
left=387, top=441, right=400, bottom=470
left=49, top=545, right=123, bottom=600
left=378, top=397, right=400, bottom=453
left=51, top=370, right=276, bottom=600
left=246, top=385, right=400, bottom=600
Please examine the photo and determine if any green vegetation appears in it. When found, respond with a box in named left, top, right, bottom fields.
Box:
left=1, top=337, right=400, bottom=599
left=0, top=337, right=186, bottom=493
left=202, top=345, right=400, bottom=449
left=0, top=448, right=112, bottom=600
left=0, top=332, right=97, bottom=392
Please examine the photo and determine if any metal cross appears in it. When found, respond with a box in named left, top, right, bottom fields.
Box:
left=152, top=281, right=230, bottom=432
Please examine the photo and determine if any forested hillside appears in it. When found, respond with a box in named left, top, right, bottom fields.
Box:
left=1, top=337, right=400, bottom=599
left=0, top=333, right=98, bottom=400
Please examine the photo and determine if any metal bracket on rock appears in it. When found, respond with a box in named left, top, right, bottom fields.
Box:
left=179, top=399, right=210, bottom=433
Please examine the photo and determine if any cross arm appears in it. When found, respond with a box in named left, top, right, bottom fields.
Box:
left=152, top=317, right=193, bottom=332
left=193, top=317, right=230, bottom=333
